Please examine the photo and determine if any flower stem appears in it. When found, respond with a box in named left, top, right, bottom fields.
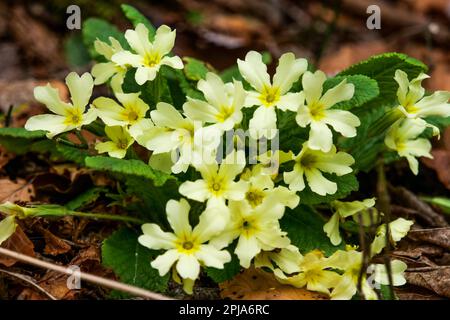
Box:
left=25, top=205, right=145, bottom=224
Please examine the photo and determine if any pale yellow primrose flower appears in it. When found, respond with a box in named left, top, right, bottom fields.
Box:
left=296, top=70, right=360, bottom=152
left=324, top=198, right=376, bottom=246
left=183, top=72, right=246, bottom=131
left=137, top=102, right=219, bottom=174
left=93, top=92, right=153, bottom=139
left=91, top=37, right=127, bottom=93
left=254, top=245, right=303, bottom=274
left=95, top=126, right=134, bottom=159
left=241, top=165, right=299, bottom=210
left=0, top=215, right=17, bottom=246
left=385, top=119, right=432, bottom=175
left=283, top=143, right=354, bottom=195
left=237, top=51, right=307, bottom=139
left=138, top=198, right=230, bottom=294
left=26, top=72, right=97, bottom=138
left=395, top=69, right=450, bottom=120
left=371, top=217, right=413, bottom=256
left=179, top=151, right=249, bottom=208
left=275, top=250, right=341, bottom=296
left=112, top=24, right=183, bottom=85
left=372, top=260, right=407, bottom=286
left=210, top=200, right=290, bottom=268
left=327, top=249, right=377, bottom=300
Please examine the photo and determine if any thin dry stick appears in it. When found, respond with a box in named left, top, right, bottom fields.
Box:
left=0, top=247, right=173, bottom=300
left=0, top=267, right=57, bottom=300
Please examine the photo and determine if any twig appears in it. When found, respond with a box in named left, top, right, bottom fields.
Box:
left=0, top=247, right=173, bottom=300
left=0, top=267, right=57, bottom=300
left=376, top=159, right=395, bottom=298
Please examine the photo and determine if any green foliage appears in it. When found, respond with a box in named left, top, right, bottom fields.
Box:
left=298, top=174, right=359, bottom=205
left=64, top=34, right=91, bottom=67
left=102, top=228, right=169, bottom=294
left=324, top=75, right=379, bottom=111
left=82, top=18, right=127, bottom=60
left=206, top=251, right=241, bottom=283
left=65, top=187, right=107, bottom=210
left=183, top=57, right=211, bottom=81
left=280, top=205, right=344, bottom=256
left=0, top=127, right=46, bottom=139
left=85, top=156, right=173, bottom=187
left=121, top=4, right=155, bottom=39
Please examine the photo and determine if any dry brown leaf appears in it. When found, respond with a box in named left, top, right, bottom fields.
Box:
left=0, top=146, right=14, bottom=170
left=0, top=225, right=35, bottom=267
left=408, top=228, right=450, bottom=251
left=406, top=266, right=450, bottom=298
left=0, top=178, right=35, bottom=203
left=37, top=226, right=71, bottom=256
left=220, top=267, right=328, bottom=300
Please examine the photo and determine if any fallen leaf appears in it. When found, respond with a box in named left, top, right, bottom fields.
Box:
left=408, top=228, right=450, bottom=250
left=36, top=226, right=71, bottom=256
left=220, top=267, right=328, bottom=300
left=0, top=178, right=35, bottom=203
left=405, top=266, right=450, bottom=298
left=0, top=224, right=35, bottom=267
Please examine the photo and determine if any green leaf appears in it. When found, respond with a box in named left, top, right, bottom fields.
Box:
left=82, top=18, right=127, bottom=60
left=102, top=228, right=169, bottom=294
left=65, top=187, right=107, bottom=210
left=421, top=196, right=450, bottom=215
left=0, top=127, right=46, bottom=139
left=85, top=156, right=173, bottom=186
left=339, top=53, right=427, bottom=110
left=206, top=251, right=241, bottom=283
left=55, top=144, right=91, bottom=166
left=183, top=57, right=210, bottom=81
left=299, top=174, right=359, bottom=205
left=281, top=205, right=344, bottom=256
left=64, top=34, right=91, bottom=67
left=121, top=4, right=155, bottom=39
left=324, top=75, right=379, bottom=110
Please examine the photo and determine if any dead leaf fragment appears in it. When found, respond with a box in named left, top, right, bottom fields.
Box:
left=220, top=267, right=328, bottom=300
left=408, top=228, right=450, bottom=251
left=0, top=225, right=35, bottom=267
left=0, top=178, right=35, bottom=203
left=406, top=267, right=450, bottom=298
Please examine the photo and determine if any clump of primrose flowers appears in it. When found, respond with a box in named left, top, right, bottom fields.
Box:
left=4, top=17, right=449, bottom=300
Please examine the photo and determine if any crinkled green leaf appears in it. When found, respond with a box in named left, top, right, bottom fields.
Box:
left=280, top=205, right=344, bottom=256
left=0, top=127, right=46, bottom=139
left=183, top=57, right=210, bottom=81
left=82, top=18, right=128, bottom=60
left=102, top=228, right=169, bottom=294
left=324, top=75, right=379, bottom=111
left=121, top=4, right=155, bottom=39
left=66, top=187, right=107, bottom=211
left=85, top=156, right=173, bottom=186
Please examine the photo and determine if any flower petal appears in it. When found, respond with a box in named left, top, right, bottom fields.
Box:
left=139, top=223, right=177, bottom=250
left=166, top=199, right=192, bottom=237
left=273, top=53, right=307, bottom=94
left=34, top=84, right=71, bottom=115
left=237, top=51, right=271, bottom=92
left=302, top=70, right=326, bottom=105
left=319, top=79, right=354, bottom=108
left=176, top=254, right=200, bottom=280
left=195, top=244, right=231, bottom=268
left=179, top=180, right=210, bottom=202
left=307, top=121, right=333, bottom=152
left=65, top=72, right=93, bottom=110
left=323, top=109, right=360, bottom=137
left=235, top=235, right=261, bottom=268
left=153, top=25, right=176, bottom=56
left=25, top=114, right=71, bottom=138
left=305, top=168, right=337, bottom=195
left=151, top=249, right=180, bottom=276
left=124, top=23, right=151, bottom=56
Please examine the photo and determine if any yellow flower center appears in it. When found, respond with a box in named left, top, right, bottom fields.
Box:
left=143, top=52, right=161, bottom=67
left=259, top=86, right=280, bottom=107
left=245, top=188, right=265, bottom=207
left=299, top=153, right=317, bottom=169
left=216, top=105, right=235, bottom=123
left=116, top=139, right=129, bottom=150
left=121, top=106, right=140, bottom=124
left=404, top=103, right=419, bottom=114
left=240, top=216, right=259, bottom=238
left=64, top=108, right=83, bottom=126
left=175, top=235, right=199, bottom=254
left=309, top=101, right=326, bottom=121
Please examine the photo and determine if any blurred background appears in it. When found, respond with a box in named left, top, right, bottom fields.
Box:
left=0, top=0, right=449, bottom=105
